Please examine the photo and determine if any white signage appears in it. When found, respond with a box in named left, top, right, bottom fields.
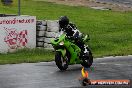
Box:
left=0, top=16, right=36, bottom=53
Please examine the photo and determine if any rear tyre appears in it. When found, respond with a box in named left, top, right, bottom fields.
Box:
left=81, top=48, right=93, bottom=68
left=55, top=52, right=68, bottom=71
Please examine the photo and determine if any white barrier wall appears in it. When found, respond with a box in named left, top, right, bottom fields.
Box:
left=0, top=16, right=36, bottom=53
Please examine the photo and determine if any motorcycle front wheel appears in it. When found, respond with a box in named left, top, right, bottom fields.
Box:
left=55, top=52, right=69, bottom=71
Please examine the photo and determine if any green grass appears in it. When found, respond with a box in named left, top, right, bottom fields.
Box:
left=0, top=48, right=54, bottom=64
left=0, top=0, right=132, bottom=64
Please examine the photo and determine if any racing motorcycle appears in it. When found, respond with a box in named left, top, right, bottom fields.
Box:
left=51, top=32, right=93, bottom=70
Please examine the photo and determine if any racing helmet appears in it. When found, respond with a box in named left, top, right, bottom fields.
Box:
left=59, top=16, right=69, bottom=28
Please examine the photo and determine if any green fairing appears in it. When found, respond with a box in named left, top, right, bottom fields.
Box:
left=51, top=34, right=81, bottom=65
left=51, top=34, right=65, bottom=45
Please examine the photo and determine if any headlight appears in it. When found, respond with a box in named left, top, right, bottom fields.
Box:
left=59, top=41, right=64, bottom=45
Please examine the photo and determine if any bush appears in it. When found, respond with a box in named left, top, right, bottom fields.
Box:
left=1, top=0, right=13, bottom=5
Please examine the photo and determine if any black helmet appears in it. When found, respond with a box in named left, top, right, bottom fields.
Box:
left=59, top=16, right=69, bottom=28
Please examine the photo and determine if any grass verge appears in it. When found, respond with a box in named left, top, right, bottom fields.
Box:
left=0, top=48, right=54, bottom=64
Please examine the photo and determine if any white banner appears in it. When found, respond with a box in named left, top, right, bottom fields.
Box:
left=0, top=16, right=36, bottom=53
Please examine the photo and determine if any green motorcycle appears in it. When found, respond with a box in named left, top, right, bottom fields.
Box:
left=51, top=33, right=93, bottom=70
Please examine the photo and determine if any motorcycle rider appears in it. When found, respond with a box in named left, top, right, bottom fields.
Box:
left=58, top=16, right=89, bottom=56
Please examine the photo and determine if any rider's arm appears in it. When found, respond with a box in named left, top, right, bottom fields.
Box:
left=68, top=23, right=82, bottom=38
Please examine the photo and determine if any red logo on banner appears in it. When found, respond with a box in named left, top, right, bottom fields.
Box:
left=4, top=27, right=28, bottom=49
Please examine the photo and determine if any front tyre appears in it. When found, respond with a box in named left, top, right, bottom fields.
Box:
left=55, top=52, right=68, bottom=71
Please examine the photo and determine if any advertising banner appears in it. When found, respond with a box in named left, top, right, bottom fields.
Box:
left=0, top=16, right=36, bottom=53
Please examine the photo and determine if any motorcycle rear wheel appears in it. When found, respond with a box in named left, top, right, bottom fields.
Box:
left=81, top=48, right=93, bottom=68
left=55, top=52, right=69, bottom=71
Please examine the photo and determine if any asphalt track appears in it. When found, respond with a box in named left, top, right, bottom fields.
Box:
left=95, top=0, right=132, bottom=6
left=0, top=56, right=132, bottom=88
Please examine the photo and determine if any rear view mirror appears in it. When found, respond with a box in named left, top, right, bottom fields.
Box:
left=83, top=35, right=90, bottom=42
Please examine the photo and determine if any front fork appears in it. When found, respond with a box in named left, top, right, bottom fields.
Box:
left=56, top=49, right=68, bottom=65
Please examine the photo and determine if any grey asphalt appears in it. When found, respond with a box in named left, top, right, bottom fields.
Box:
left=95, top=0, right=132, bottom=6
left=0, top=56, right=132, bottom=88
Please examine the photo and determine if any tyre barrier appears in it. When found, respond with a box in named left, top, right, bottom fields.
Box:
left=36, top=31, right=46, bottom=37
left=36, top=41, right=44, bottom=47
left=44, top=43, right=53, bottom=49
left=37, top=37, right=45, bottom=42
left=36, top=20, right=47, bottom=25
left=36, top=20, right=59, bottom=50
left=45, top=31, right=59, bottom=38
left=47, top=20, right=59, bottom=32
left=36, top=25, right=47, bottom=31
left=44, top=38, right=53, bottom=44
